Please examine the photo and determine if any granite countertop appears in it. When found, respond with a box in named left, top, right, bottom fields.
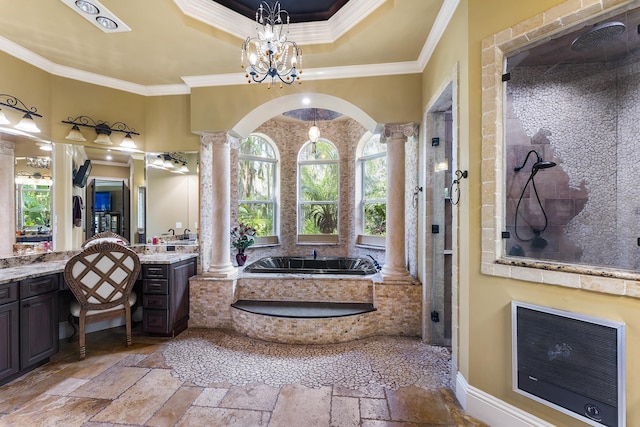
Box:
left=0, top=253, right=198, bottom=285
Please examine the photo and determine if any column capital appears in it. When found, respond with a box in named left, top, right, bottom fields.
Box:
left=201, top=131, right=230, bottom=147
left=0, top=140, right=15, bottom=155
left=381, top=122, right=419, bottom=143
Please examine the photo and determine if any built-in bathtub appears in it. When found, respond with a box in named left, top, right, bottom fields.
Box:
left=243, top=256, right=378, bottom=275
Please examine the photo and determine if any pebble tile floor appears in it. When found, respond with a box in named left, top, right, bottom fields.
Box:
left=0, top=326, right=488, bottom=426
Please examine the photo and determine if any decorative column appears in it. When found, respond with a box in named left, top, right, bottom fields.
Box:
left=0, top=141, right=15, bottom=257
left=380, top=122, right=418, bottom=282
left=204, top=132, right=238, bottom=278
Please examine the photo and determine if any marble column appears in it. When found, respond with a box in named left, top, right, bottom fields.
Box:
left=380, top=123, right=418, bottom=282
left=203, top=132, right=238, bottom=278
left=0, top=141, right=15, bottom=257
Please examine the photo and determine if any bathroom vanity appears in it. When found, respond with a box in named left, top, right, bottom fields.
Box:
left=0, top=251, right=198, bottom=386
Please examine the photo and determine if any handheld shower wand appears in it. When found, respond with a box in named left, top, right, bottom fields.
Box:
left=513, top=150, right=557, bottom=247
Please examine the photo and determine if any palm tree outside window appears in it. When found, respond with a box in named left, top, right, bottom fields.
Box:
left=238, top=134, right=279, bottom=241
left=297, top=139, right=339, bottom=242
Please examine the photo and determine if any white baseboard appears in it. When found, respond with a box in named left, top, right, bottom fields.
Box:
left=455, top=372, right=556, bottom=427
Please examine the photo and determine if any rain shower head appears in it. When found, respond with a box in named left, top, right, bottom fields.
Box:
left=571, top=21, right=626, bottom=52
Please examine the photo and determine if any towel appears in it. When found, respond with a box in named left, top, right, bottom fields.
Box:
left=73, top=195, right=83, bottom=227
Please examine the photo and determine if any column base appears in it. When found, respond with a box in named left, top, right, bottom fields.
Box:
left=205, top=263, right=238, bottom=279
left=380, top=265, right=413, bottom=283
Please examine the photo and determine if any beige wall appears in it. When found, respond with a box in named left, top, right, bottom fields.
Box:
left=417, top=0, right=640, bottom=425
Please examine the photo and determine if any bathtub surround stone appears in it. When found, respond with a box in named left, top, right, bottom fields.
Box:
left=204, top=132, right=238, bottom=278
left=189, top=272, right=421, bottom=343
left=380, top=123, right=417, bottom=283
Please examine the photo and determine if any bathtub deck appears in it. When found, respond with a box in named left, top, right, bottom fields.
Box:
left=231, top=300, right=376, bottom=318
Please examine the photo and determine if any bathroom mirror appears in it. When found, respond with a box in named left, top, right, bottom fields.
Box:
left=0, top=130, right=199, bottom=257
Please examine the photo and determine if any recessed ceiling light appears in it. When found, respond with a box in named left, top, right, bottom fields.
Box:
left=74, top=0, right=99, bottom=15
left=96, top=16, right=117, bottom=30
left=59, top=0, right=131, bottom=33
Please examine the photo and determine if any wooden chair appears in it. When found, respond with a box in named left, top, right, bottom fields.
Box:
left=64, top=242, right=141, bottom=360
left=82, top=231, right=130, bottom=249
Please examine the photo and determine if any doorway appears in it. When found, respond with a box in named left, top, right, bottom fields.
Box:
left=424, top=82, right=455, bottom=347
left=86, top=179, right=130, bottom=240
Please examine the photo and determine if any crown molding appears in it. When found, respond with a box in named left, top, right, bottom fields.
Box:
left=172, top=0, right=386, bottom=45
left=0, top=0, right=459, bottom=96
left=182, top=61, right=422, bottom=88
left=417, top=0, right=460, bottom=70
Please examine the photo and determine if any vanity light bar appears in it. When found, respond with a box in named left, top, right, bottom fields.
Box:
left=59, top=0, right=131, bottom=33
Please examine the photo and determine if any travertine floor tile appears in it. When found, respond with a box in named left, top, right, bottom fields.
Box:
left=44, top=377, right=89, bottom=396
left=0, top=394, right=110, bottom=427
left=331, top=395, right=360, bottom=427
left=360, top=397, right=390, bottom=420
left=269, top=384, right=332, bottom=427
left=193, top=387, right=229, bottom=407
left=220, top=383, right=280, bottom=411
left=90, top=369, right=183, bottom=424
left=386, top=385, right=453, bottom=423
left=70, top=365, right=149, bottom=399
left=146, top=385, right=203, bottom=427
left=176, top=406, right=270, bottom=426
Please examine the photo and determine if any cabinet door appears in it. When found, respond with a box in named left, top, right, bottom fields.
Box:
left=20, top=292, right=59, bottom=369
left=0, top=301, right=19, bottom=383
left=170, top=259, right=195, bottom=330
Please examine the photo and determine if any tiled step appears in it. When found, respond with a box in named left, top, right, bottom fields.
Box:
left=231, top=300, right=376, bottom=319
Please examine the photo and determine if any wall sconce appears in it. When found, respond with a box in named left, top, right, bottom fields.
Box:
left=151, top=152, right=189, bottom=173
left=61, top=115, right=140, bottom=149
left=0, top=93, right=43, bottom=133
left=15, top=171, right=52, bottom=186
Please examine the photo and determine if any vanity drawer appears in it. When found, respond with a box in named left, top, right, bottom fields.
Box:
left=20, top=275, right=59, bottom=298
left=143, top=294, right=168, bottom=310
left=143, top=309, right=169, bottom=334
left=143, top=279, right=168, bottom=294
left=142, top=265, right=168, bottom=279
left=0, top=282, right=18, bottom=305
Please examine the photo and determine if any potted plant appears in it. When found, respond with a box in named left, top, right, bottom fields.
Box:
left=230, top=223, right=256, bottom=266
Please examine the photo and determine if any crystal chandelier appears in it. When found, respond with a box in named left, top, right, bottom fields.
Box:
left=241, top=1, right=302, bottom=89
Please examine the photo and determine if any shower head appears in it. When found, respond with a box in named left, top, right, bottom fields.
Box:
left=571, top=21, right=626, bottom=52
left=532, top=160, right=557, bottom=171
left=514, top=150, right=556, bottom=173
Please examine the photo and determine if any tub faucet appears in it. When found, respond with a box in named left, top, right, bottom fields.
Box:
left=168, top=228, right=175, bottom=236
left=312, top=249, right=318, bottom=260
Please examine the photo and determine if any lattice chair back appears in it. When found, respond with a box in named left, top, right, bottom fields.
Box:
left=82, top=231, right=130, bottom=249
left=64, top=242, right=141, bottom=359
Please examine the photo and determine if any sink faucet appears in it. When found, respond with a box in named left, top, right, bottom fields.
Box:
left=183, top=229, right=191, bottom=239
left=312, top=249, right=318, bottom=260
left=168, top=228, right=175, bottom=236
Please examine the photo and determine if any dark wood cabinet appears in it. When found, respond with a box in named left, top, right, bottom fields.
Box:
left=0, top=274, right=59, bottom=386
left=0, top=282, right=19, bottom=384
left=142, top=258, right=196, bottom=336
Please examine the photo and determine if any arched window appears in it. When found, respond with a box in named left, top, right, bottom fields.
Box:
left=238, top=134, right=279, bottom=239
left=356, top=133, right=386, bottom=244
left=297, top=139, right=339, bottom=242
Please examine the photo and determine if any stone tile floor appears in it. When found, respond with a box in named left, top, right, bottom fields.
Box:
left=0, top=326, right=488, bottom=426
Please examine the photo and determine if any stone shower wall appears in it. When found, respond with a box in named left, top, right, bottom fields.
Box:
left=506, top=53, right=640, bottom=270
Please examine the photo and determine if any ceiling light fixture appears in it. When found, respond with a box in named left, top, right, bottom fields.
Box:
left=62, top=115, right=140, bottom=149
left=0, top=94, right=43, bottom=133
left=308, top=108, right=320, bottom=143
left=241, top=1, right=302, bottom=89
left=59, top=0, right=131, bottom=33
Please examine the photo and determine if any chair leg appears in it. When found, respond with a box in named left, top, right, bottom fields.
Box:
left=79, top=314, right=86, bottom=360
left=67, top=313, right=78, bottom=343
left=125, top=305, right=132, bottom=347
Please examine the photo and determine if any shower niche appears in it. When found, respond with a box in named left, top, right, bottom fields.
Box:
left=502, top=5, right=640, bottom=272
